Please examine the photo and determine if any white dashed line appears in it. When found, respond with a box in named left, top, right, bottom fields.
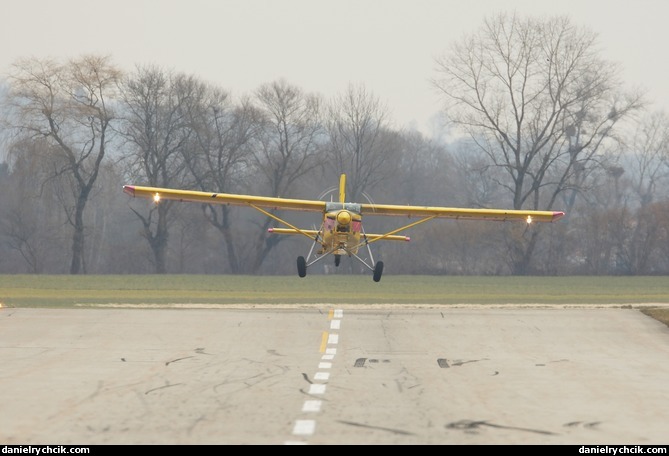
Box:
left=292, top=419, right=316, bottom=436
left=302, top=400, right=322, bottom=412
left=314, top=372, right=330, bottom=381
left=308, top=383, right=327, bottom=395
left=288, top=309, right=343, bottom=444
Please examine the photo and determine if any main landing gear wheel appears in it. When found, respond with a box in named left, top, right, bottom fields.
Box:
left=373, top=261, right=384, bottom=282
left=297, top=256, right=307, bottom=278
left=334, top=254, right=341, bottom=267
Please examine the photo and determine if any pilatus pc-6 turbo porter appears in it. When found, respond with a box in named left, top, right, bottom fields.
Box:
left=123, top=174, right=565, bottom=282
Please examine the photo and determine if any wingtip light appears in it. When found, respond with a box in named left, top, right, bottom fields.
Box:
left=153, top=193, right=161, bottom=203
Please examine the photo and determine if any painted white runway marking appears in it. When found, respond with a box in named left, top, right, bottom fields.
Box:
left=292, top=420, right=316, bottom=436
left=308, top=383, right=327, bottom=395
left=287, top=309, right=343, bottom=445
left=302, top=400, right=322, bottom=412
left=314, top=372, right=330, bottom=381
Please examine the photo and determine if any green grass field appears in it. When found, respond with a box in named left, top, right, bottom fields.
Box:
left=2, top=274, right=668, bottom=326
left=0, top=274, right=667, bottom=305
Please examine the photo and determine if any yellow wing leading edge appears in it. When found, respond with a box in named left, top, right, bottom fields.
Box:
left=122, top=185, right=327, bottom=213
left=123, top=182, right=564, bottom=223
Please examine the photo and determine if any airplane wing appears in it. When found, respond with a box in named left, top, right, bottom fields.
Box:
left=122, top=185, right=327, bottom=213
left=122, top=185, right=564, bottom=222
left=359, top=202, right=565, bottom=223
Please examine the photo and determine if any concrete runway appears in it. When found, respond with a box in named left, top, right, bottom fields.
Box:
left=1, top=305, right=668, bottom=445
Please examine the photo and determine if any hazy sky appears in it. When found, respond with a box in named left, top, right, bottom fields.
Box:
left=2, top=0, right=668, bottom=135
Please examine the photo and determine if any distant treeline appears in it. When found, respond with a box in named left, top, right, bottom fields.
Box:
left=0, top=13, right=668, bottom=276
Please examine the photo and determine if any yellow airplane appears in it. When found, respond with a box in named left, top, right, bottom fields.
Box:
left=123, top=174, right=565, bottom=282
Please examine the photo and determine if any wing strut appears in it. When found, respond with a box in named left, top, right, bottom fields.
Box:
left=352, top=215, right=437, bottom=250
left=249, top=204, right=319, bottom=242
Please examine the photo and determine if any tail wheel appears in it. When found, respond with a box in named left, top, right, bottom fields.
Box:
left=373, top=261, right=384, bottom=282
left=297, top=256, right=307, bottom=278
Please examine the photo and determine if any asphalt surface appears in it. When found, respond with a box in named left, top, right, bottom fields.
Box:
left=1, top=305, right=668, bottom=445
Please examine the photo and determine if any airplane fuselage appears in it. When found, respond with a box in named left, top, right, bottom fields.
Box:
left=321, top=207, right=363, bottom=255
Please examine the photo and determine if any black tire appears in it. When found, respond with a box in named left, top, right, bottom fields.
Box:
left=373, top=261, right=384, bottom=282
left=334, top=254, right=341, bottom=267
left=297, top=256, right=307, bottom=278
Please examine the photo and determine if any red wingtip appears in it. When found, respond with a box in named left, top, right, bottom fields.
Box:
left=123, top=185, right=135, bottom=197
left=267, top=228, right=274, bottom=233
left=553, top=211, right=566, bottom=221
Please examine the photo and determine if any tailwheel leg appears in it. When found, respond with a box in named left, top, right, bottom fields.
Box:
left=334, top=254, right=341, bottom=267
left=297, top=256, right=307, bottom=278
left=373, top=261, right=384, bottom=282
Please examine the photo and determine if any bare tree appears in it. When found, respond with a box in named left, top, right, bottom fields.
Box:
left=180, top=84, right=260, bottom=273
left=119, top=65, right=198, bottom=273
left=649, top=201, right=669, bottom=273
left=432, top=13, right=644, bottom=274
left=0, top=138, right=66, bottom=272
left=325, top=83, right=398, bottom=202
left=605, top=110, right=669, bottom=273
left=5, top=55, right=122, bottom=273
left=246, top=79, right=325, bottom=273
left=624, top=110, right=669, bottom=207
left=372, top=130, right=461, bottom=273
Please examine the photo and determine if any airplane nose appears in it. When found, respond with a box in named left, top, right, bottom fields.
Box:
left=337, top=210, right=352, bottom=225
